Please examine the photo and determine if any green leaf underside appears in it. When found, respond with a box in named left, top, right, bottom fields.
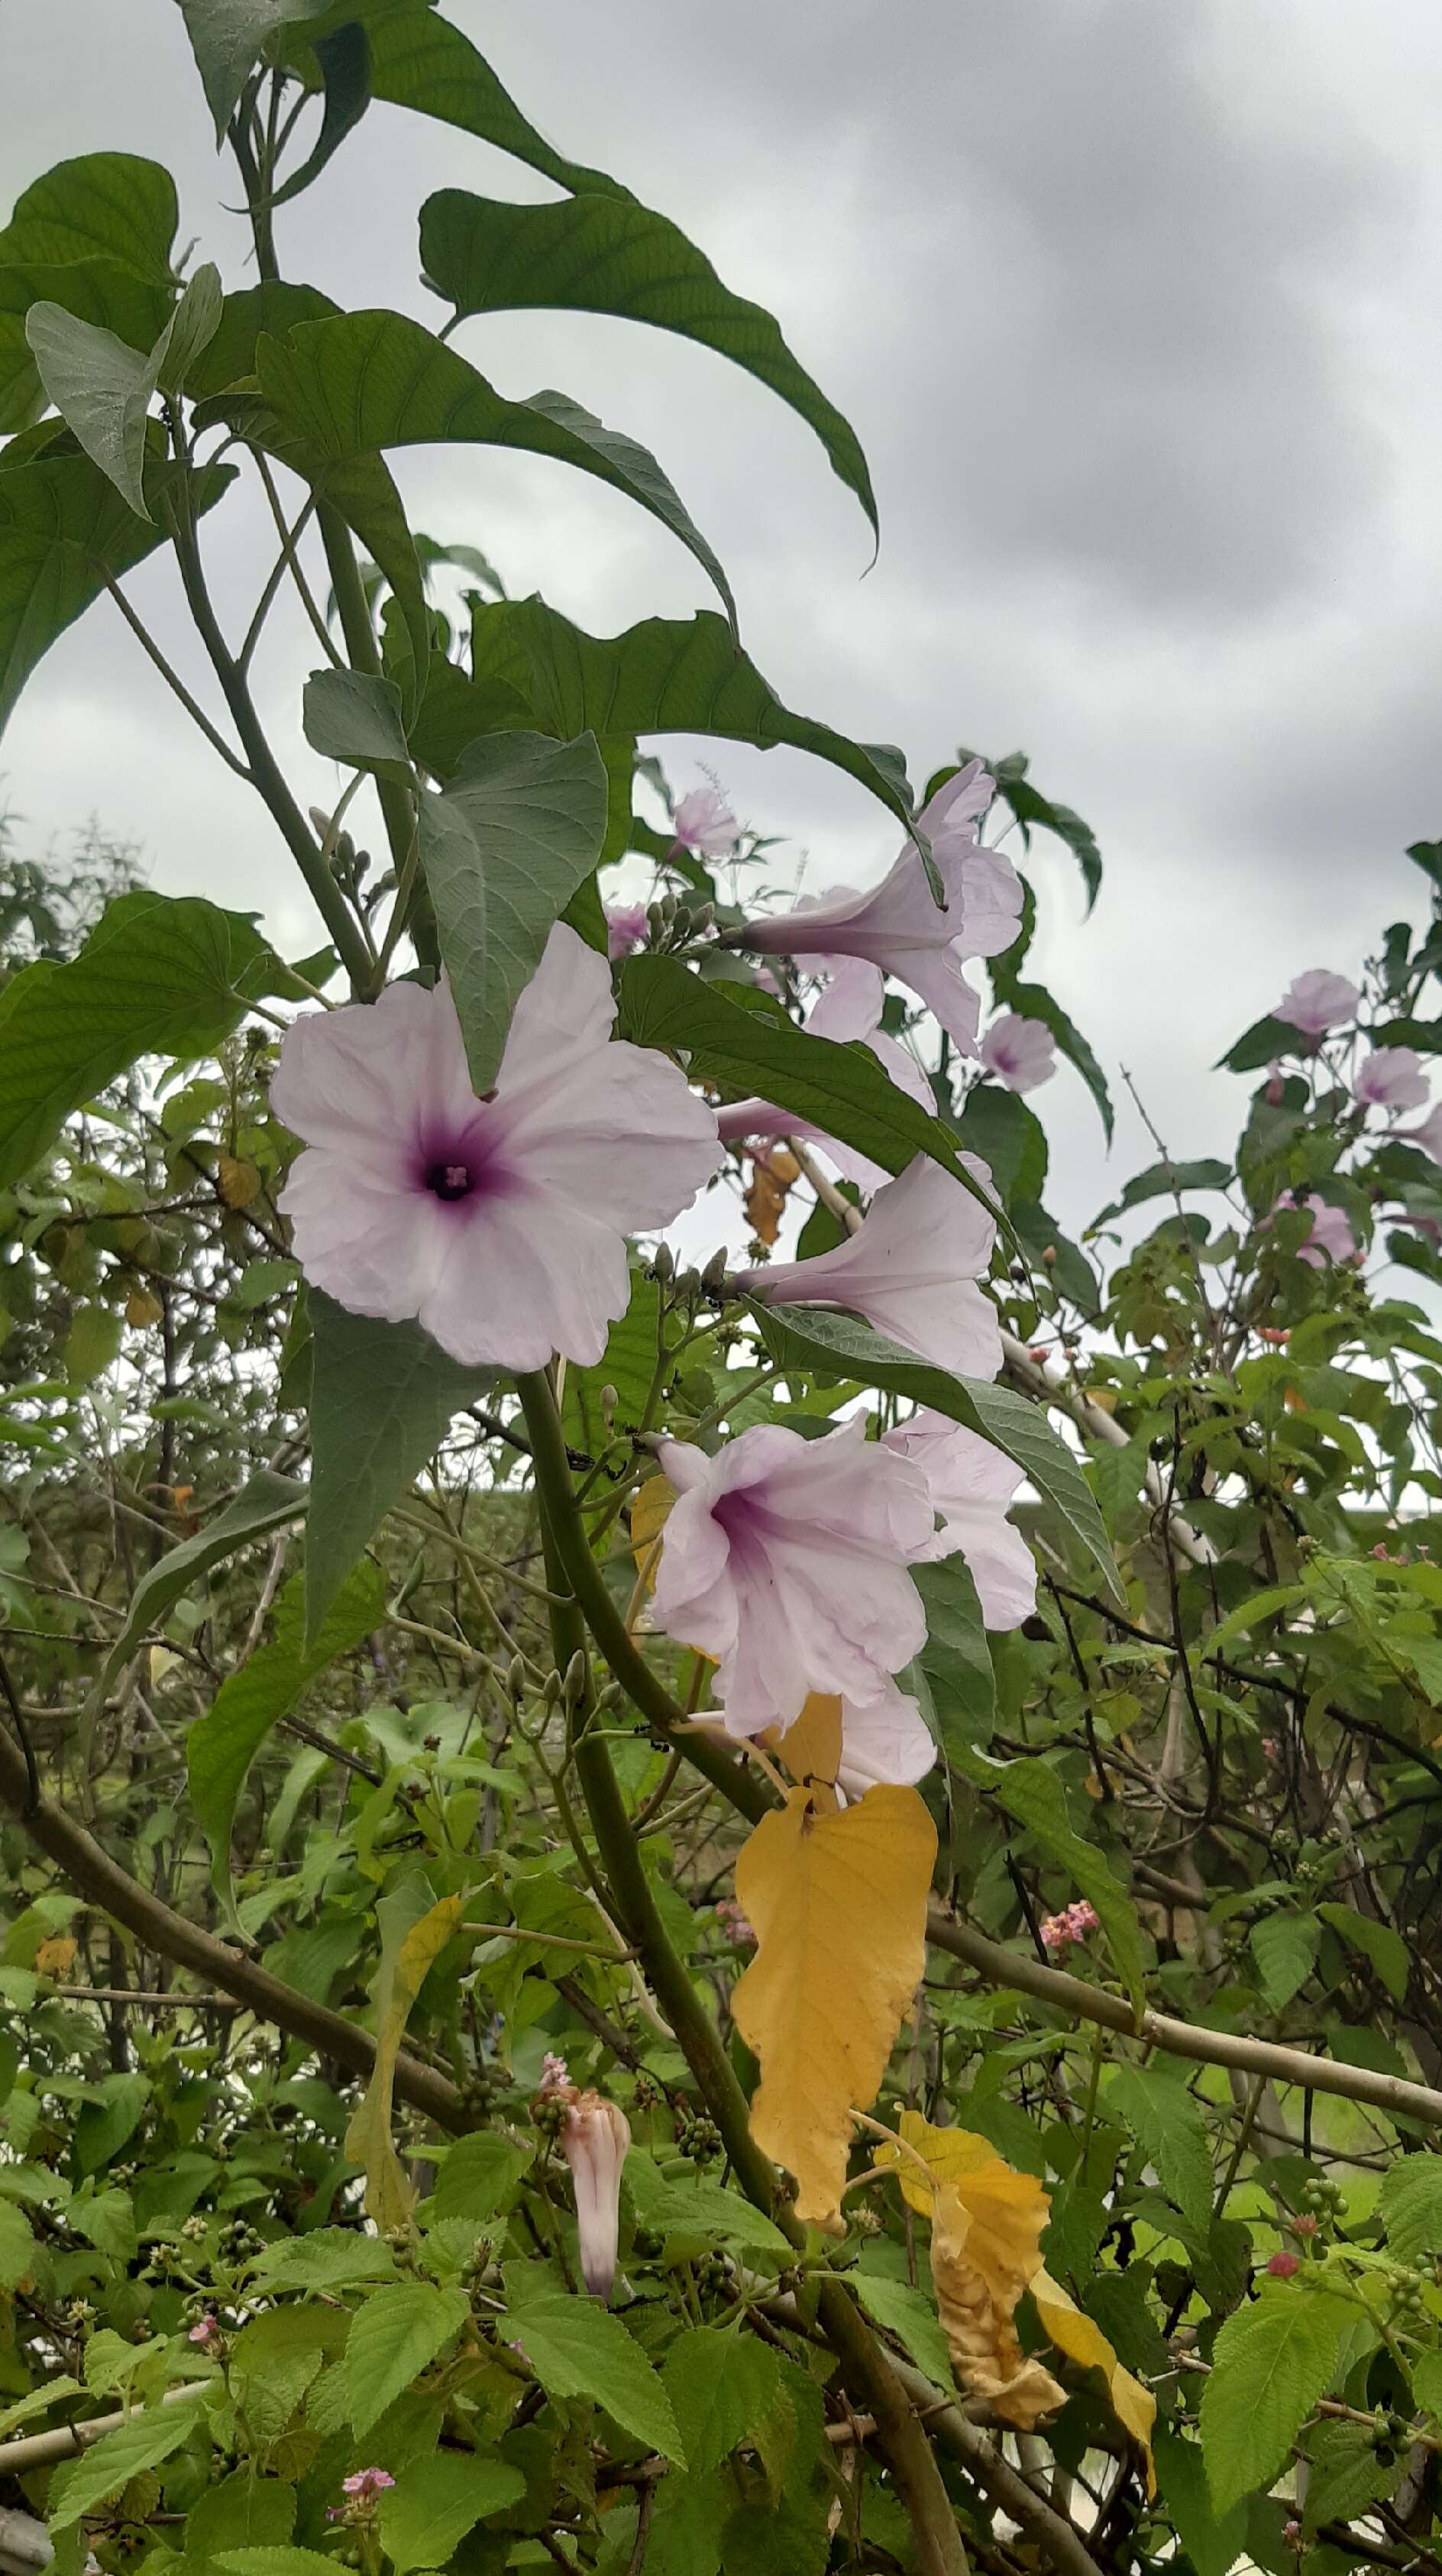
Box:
left=751, top=1303, right=1123, bottom=1605
left=24, top=302, right=164, bottom=516
left=178, top=0, right=331, bottom=137
left=303, top=1293, right=496, bottom=1643
left=621, top=954, right=987, bottom=1206
left=0, top=444, right=235, bottom=737
left=247, top=309, right=736, bottom=626
left=419, top=727, right=609, bottom=1092
left=419, top=188, right=876, bottom=538
left=0, top=889, right=270, bottom=1185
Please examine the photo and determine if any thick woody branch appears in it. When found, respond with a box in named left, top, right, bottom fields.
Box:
left=0, top=1723, right=470, bottom=2134
left=927, top=1908, right=1442, bottom=2127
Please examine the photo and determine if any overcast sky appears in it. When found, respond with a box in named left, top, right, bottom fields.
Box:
left=5, top=0, right=1442, bottom=1237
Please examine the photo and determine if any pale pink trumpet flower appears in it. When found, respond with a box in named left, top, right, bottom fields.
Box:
left=1275, top=969, right=1360, bottom=1038
left=737, top=763, right=1022, bottom=1053
left=881, top=1411, right=1036, bottom=1627
left=1355, top=1045, right=1428, bottom=1113
left=651, top=1414, right=939, bottom=1738
left=672, top=782, right=739, bottom=856
left=272, top=926, right=722, bottom=1371
left=738, top=1154, right=1003, bottom=1381
left=980, top=1011, right=1056, bottom=1094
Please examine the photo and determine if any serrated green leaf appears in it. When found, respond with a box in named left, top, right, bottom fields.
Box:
left=48, top=2397, right=205, bottom=2532
left=1250, top=1911, right=1320, bottom=2010
left=1200, top=2290, right=1352, bottom=2513
left=419, top=727, right=609, bottom=1091
left=752, top=1303, right=1122, bottom=1606
left=1153, top=2430, right=1246, bottom=2576
left=1302, top=2422, right=1399, bottom=2536
left=852, top=2272, right=956, bottom=2393
left=378, top=2451, right=525, bottom=2574
left=661, top=2328, right=783, bottom=2472
left=344, top=2279, right=470, bottom=2437
left=1379, top=2154, right=1442, bottom=2264
left=420, top=189, right=875, bottom=540
left=0, top=2198, right=36, bottom=2289
left=427, top=2131, right=533, bottom=2223
left=1105, top=2063, right=1214, bottom=2233
left=509, top=2292, right=685, bottom=2463
left=304, top=1293, right=496, bottom=1642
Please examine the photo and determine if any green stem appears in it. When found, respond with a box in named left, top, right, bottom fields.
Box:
left=516, top=1373, right=769, bottom=1826
left=519, top=1370, right=969, bottom=2576
left=316, top=505, right=436, bottom=978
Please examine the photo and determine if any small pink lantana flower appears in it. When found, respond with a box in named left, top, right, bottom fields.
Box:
left=1276, top=969, right=1360, bottom=1038
left=187, top=2315, right=219, bottom=2347
left=1272, top=1190, right=1357, bottom=1269
left=980, top=1012, right=1056, bottom=1094
left=881, top=1412, right=1036, bottom=1628
left=673, top=783, right=738, bottom=856
left=539, top=2051, right=571, bottom=2092
left=738, top=763, right=1022, bottom=1054
left=651, top=1414, right=939, bottom=1738
left=341, top=2468, right=396, bottom=2504
left=604, top=901, right=650, bottom=962
left=272, top=925, right=723, bottom=1370
left=738, top=1155, right=1003, bottom=1380
left=1039, top=1900, right=1100, bottom=1955
left=557, top=2089, right=632, bottom=2301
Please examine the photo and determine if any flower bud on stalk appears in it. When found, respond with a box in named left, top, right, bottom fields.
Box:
left=556, top=2089, right=632, bottom=2300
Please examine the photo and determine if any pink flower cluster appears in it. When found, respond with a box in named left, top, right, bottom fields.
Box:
left=329, top=2466, right=396, bottom=2521
left=1039, top=1900, right=1100, bottom=1956
left=714, top=1896, right=755, bottom=1946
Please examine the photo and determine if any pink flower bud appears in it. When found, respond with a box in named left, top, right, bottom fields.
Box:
left=1267, top=2250, right=1301, bottom=2277
left=1292, top=2213, right=1319, bottom=2238
left=559, top=2090, right=632, bottom=2301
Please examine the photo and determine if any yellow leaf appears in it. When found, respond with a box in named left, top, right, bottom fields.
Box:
left=217, top=1154, right=261, bottom=1208
left=1030, top=2267, right=1156, bottom=2493
left=344, top=1894, right=464, bottom=2229
left=629, top=1473, right=675, bottom=1597
left=732, top=1783, right=935, bottom=2224
left=774, top=1694, right=843, bottom=1800
left=34, top=1936, right=76, bottom=1980
left=875, top=2111, right=1065, bottom=2428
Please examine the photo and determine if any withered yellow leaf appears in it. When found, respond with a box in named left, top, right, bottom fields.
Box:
left=732, top=1783, right=935, bottom=2224
left=875, top=2110, right=1066, bottom=2428
left=1030, top=2266, right=1156, bottom=2493
left=773, top=1694, right=844, bottom=1801
left=345, top=1893, right=464, bottom=2230
left=629, top=1473, right=675, bottom=1597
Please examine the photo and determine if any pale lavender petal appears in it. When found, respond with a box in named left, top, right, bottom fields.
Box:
left=742, top=1157, right=1002, bottom=1380
left=277, top=1152, right=450, bottom=1321
left=1276, top=969, right=1360, bottom=1037
left=882, top=1413, right=1036, bottom=1629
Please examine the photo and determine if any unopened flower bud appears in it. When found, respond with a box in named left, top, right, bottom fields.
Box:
left=653, top=1244, right=675, bottom=1285
left=559, top=2091, right=632, bottom=2301
left=691, top=901, right=714, bottom=936
left=542, top=1668, right=564, bottom=1709
left=647, top=901, right=667, bottom=940
left=701, top=1247, right=730, bottom=1295
left=563, top=1649, right=588, bottom=1707
left=507, top=1654, right=527, bottom=1699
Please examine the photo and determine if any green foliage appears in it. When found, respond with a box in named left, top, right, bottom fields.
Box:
left=1201, top=2290, right=1353, bottom=2513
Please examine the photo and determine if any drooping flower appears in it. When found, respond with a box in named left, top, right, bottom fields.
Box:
left=604, top=900, right=649, bottom=961
left=1272, top=1190, right=1357, bottom=1268
left=673, top=782, right=738, bottom=856
left=738, top=1155, right=1003, bottom=1380
left=650, top=1415, right=939, bottom=1737
left=1276, top=969, right=1360, bottom=1038
left=737, top=764, right=1023, bottom=1053
left=272, top=926, right=723, bottom=1370
left=881, top=1412, right=1036, bottom=1626
left=980, top=1012, right=1056, bottom=1094
left=1355, top=1045, right=1428, bottom=1113
left=715, top=969, right=934, bottom=1194
left=557, top=2089, right=631, bottom=2300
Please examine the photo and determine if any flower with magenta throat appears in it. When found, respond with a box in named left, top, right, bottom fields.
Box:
left=980, top=1012, right=1056, bottom=1094
left=650, top=1413, right=939, bottom=1738
left=604, top=901, right=650, bottom=961
left=1272, top=1191, right=1357, bottom=1270
left=738, top=1155, right=1003, bottom=1381
left=272, top=924, right=723, bottom=1371
left=736, top=763, right=1022, bottom=1054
